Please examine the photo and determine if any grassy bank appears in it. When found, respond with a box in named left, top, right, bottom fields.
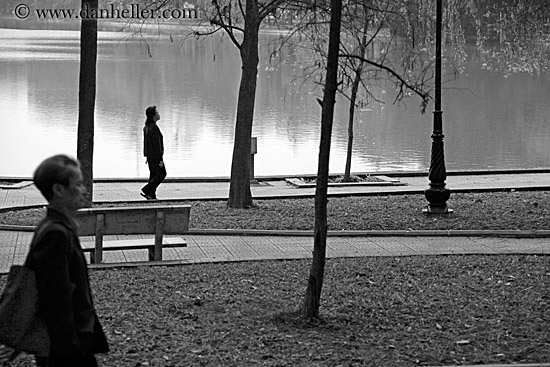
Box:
left=3, top=255, right=549, bottom=366
left=2, top=191, right=550, bottom=231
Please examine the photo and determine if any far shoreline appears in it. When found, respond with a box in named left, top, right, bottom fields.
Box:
left=0, top=17, right=295, bottom=37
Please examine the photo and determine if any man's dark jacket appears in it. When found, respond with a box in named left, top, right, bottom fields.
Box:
left=25, top=208, right=109, bottom=362
left=143, top=122, right=164, bottom=162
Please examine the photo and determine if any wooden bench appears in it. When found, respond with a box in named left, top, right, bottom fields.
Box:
left=77, top=205, right=191, bottom=264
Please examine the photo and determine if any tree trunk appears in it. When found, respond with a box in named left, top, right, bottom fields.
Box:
left=301, top=0, right=342, bottom=320
left=227, top=2, right=261, bottom=209
left=343, top=71, right=360, bottom=182
left=343, top=4, right=369, bottom=182
left=77, top=0, right=98, bottom=207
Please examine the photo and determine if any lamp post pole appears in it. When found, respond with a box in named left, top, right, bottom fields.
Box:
left=424, top=0, right=452, bottom=214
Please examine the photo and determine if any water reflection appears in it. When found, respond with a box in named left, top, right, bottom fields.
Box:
left=0, top=28, right=549, bottom=178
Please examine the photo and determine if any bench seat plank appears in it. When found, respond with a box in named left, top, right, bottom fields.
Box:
left=77, top=205, right=191, bottom=236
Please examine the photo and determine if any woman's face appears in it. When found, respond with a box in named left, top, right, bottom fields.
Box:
left=155, top=109, right=161, bottom=121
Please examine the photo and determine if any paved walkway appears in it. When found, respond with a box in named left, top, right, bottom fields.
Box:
left=1, top=231, right=549, bottom=274
left=2, top=170, right=550, bottom=208
left=1, top=171, right=550, bottom=274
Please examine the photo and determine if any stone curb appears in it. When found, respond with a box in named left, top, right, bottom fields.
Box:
left=425, top=364, right=550, bottom=367
left=0, top=181, right=33, bottom=190
left=187, top=229, right=550, bottom=238
left=3, top=224, right=550, bottom=239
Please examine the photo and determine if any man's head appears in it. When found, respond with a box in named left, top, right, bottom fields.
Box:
left=33, top=155, right=87, bottom=211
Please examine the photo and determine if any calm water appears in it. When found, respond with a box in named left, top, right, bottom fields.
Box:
left=1, top=28, right=549, bottom=178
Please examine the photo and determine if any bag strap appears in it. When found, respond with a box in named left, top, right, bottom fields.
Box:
left=24, top=219, right=67, bottom=269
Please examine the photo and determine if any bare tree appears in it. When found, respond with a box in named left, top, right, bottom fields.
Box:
left=298, top=0, right=476, bottom=319
left=281, top=0, right=441, bottom=185
left=192, top=0, right=286, bottom=208
left=341, top=0, right=373, bottom=182
left=301, top=0, right=342, bottom=320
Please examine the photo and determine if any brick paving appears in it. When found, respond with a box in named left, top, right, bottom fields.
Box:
left=0, top=232, right=548, bottom=274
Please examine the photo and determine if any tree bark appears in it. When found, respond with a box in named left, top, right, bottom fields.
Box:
left=301, top=0, right=342, bottom=320
left=77, top=0, right=98, bottom=207
left=227, top=1, right=261, bottom=209
left=343, top=70, right=360, bottom=182
left=343, top=3, right=368, bottom=182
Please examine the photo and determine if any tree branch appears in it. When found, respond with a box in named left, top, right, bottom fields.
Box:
left=207, top=0, right=244, bottom=49
left=340, top=54, right=431, bottom=112
left=258, top=0, right=285, bottom=19
left=209, top=18, right=244, bottom=48
left=237, top=0, right=245, bottom=18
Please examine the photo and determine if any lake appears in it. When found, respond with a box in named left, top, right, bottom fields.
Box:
left=1, top=27, right=549, bottom=178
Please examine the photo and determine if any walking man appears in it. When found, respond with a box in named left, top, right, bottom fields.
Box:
left=141, top=105, right=166, bottom=200
left=11, top=155, right=109, bottom=366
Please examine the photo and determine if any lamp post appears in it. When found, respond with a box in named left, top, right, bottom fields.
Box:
left=424, top=0, right=452, bottom=214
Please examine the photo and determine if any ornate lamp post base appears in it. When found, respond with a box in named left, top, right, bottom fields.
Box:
left=423, top=184, right=453, bottom=215
left=423, top=0, right=452, bottom=216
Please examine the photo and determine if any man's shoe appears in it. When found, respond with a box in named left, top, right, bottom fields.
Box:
left=140, top=191, right=154, bottom=200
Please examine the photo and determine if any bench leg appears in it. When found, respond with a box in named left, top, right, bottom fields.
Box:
left=94, top=214, right=105, bottom=264
left=153, top=211, right=165, bottom=261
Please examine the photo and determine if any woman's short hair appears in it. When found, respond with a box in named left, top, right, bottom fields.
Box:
left=33, top=155, right=81, bottom=201
left=145, top=105, right=157, bottom=120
